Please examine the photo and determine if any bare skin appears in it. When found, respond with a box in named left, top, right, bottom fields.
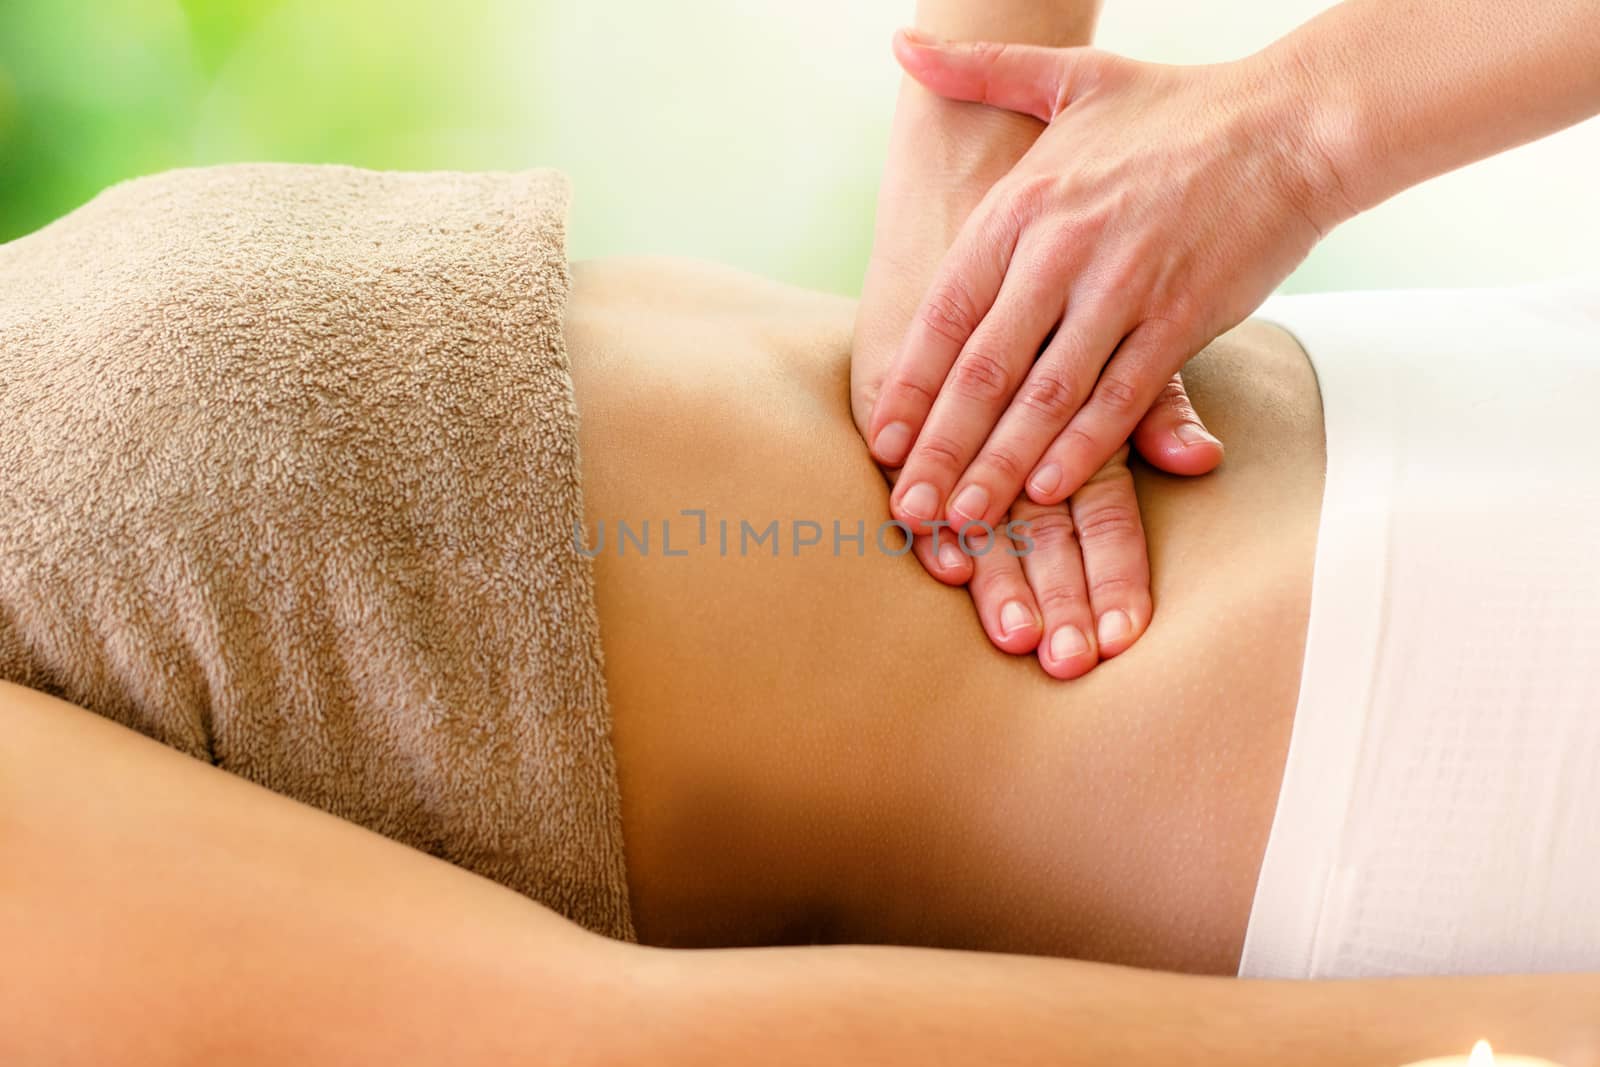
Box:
left=567, top=255, right=1324, bottom=974
left=6, top=678, right=1598, bottom=1065
left=9, top=263, right=1598, bottom=1065
left=868, top=0, right=1600, bottom=523
left=852, top=0, right=1228, bottom=664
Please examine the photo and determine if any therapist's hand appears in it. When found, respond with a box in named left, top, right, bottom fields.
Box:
left=855, top=59, right=1217, bottom=671
left=976, top=446, right=1154, bottom=678
left=867, top=30, right=1346, bottom=532
left=887, top=441, right=1152, bottom=678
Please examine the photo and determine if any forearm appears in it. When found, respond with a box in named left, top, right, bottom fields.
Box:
left=898, top=0, right=1104, bottom=161
left=1266, top=0, right=1600, bottom=225
left=645, top=945, right=1600, bottom=1065
left=7, top=683, right=1598, bottom=1065
left=0, top=681, right=633, bottom=1066
left=885, top=0, right=1106, bottom=212
left=915, top=0, right=1102, bottom=47
left=854, top=3, right=1106, bottom=427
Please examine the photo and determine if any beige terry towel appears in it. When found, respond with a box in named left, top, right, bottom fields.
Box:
left=0, top=163, right=635, bottom=941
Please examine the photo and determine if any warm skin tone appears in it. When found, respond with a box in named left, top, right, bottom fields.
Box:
left=867, top=0, right=1600, bottom=546
left=7, top=4, right=1600, bottom=1061
left=567, top=256, right=1316, bottom=969
left=852, top=0, right=1228, bottom=672
left=6, top=273, right=1600, bottom=1060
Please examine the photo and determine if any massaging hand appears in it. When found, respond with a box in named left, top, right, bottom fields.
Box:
left=854, top=68, right=1219, bottom=676
left=866, top=30, right=1335, bottom=533
left=882, top=427, right=1169, bottom=679
left=873, top=443, right=1150, bottom=681
left=973, top=447, right=1151, bottom=680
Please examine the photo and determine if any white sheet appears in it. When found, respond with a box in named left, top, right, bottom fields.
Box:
left=1240, top=278, right=1600, bottom=979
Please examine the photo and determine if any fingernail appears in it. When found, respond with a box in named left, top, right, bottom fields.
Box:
left=900, top=27, right=939, bottom=45
left=1097, top=610, right=1132, bottom=645
left=901, top=482, right=939, bottom=522
left=1029, top=464, right=1063, bottom=498
left=1174, top=423, right=1221, bottom=448
left=875, top=421, right=913, bottom=465
left=950, top=484, right=990, bottom=523
left=1000, top=600, right=1035, bottom=636
left=937, top=542, right=964, bottom=570
left=1049, top=626, right=1089, bottom=661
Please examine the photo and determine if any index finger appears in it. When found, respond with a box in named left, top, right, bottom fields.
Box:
left=866, top=202, right=1021, bottom=468
left=1027, top=318, right=1187, bottom=505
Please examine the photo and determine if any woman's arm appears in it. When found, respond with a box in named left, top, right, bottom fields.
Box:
left=0, top=679, right=632, bottom=1064
left=5, top=678, right=1598, bottom=1065
left=648, top=948, right=1600, bottom=1066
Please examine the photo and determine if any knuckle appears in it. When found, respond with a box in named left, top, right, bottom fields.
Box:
left=960, top=39, right=1011, bottom=79
left=1154, top=375, right=1188, bottom=409
left=856, top=375, right=883, bottom=409
left=976, top=444, right=1029, bottom=485
left=1036, top=584, right=1090, bottom=615
left=920, top=281, right=982, bottom=344
left=1017, top=371, right=1080, bottom=424
left=1051, top=424, right=1100, bottom=467
left=1146, top=300, right=1201, bottom=342
left=1082, top=50, right=1133, bottom=95
left=912, top=431, right=966, bottom=474
left=970, top=567, right=1019, bottom=601
left=887, top=375, right=940, bottom=411
left=1087, top=571, right=1142, bottom=600
left=1031, top=236, right=1078, bottom=278
left=950, top=349, right=1013, bottom=402
left=1006, top=174, right=1055, bottom=217
left=970, top=40, right=1009, bottom=65
left=1073, top=501, right=1142, bottom=544
left=1094, top=372, right=1143, bottom=417
left=1024, top=510, right=1077, bottom=549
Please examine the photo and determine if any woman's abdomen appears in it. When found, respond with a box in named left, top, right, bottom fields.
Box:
left=565, top=256, right=1326, bottom=974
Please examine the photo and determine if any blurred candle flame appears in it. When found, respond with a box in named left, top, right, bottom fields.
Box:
left=1470, top=1041, right=1496, bottom=1066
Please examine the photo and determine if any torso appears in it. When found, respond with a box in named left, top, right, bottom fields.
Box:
left=566, top=257, right=1327, bottom=975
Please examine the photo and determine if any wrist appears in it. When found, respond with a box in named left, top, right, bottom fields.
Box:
left=890, top=78, right=1043, bottom=185
left=853, top=83, right=1040, bottom=435
left=868, top=80, right=1042, bottom=258
left=896, top=81, right=1043, bottom=182
left=1242, top=36, right=1371, bottom=236
left=913, top=0, right=1102, bottom=55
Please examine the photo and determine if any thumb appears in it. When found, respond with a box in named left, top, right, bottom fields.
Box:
left=1130, top=373, right=1224, bottom=477
left=892, top=28, right=1092, bottom=122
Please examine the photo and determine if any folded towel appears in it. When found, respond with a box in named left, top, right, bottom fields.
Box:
left=0, top=163, right=635, bottom=941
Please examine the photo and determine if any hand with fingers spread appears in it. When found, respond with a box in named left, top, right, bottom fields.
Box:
left=867, top=29, right=1341, bottom=534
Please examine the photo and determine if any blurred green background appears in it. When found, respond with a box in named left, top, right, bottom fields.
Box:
left=2, top=0, right=1594, bottom=296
